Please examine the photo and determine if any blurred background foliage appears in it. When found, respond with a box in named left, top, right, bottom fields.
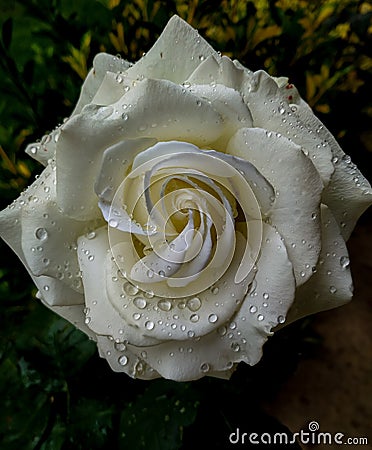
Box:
left=0, top=0, right=371, bottom=448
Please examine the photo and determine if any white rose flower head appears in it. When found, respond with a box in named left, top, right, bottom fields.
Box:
left=1, top=16, right=371, bottom=381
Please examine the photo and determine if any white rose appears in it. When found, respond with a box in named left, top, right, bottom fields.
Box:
left=1, top=16, right=371, bottom=381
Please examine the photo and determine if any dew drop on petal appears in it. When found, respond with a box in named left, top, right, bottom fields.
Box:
left=329, top=286, right=337, bottom=294
left=231, top=342, right=240, bottom=352
left=158, top=299, right=172, bottom=311
left=187, top=297, right=201, bottom=311
left=123, top=282, right=139, bottom=296
left=340, top=256, right=350, bottom=269
left=114, top=342, right=126, bottom=351
left=109, top=218, right=119, bottom=228
left=118, top=355, right=128, bottom=366
left=217, top=326, right=227, bottom=336
left=257, top=314, right=264, bottom=321
left=200, top=363, right=210, bottom=373
left=277, top=315, right=286, bottom=324
left=35, top=227, right=48, bottom=241
left=208, top=314, right=218, bottom=323
left=145, top=320, right=155, bottom=330
left=190, top=314, right=199, bottom=323
left=263, top=292, right=269, bottom=300
left=133, top=297, right=147, bottom=309
left=249, top=305, right=257, bottom=314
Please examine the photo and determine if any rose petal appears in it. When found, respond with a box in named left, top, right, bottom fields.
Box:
left=227, top=127, right=323, bottom=285
left=94, top=137, right=157, bottom=204
left=188, top=54, right=246, bottom=91
left=125, top=15, right=217, bottom=83
left=287, top=205, right=353, bottom=323
left=25, top=128, right=61, bottom=166
left=106, top=232, right=253, bottom=343
left=294, top=99, right=372, bottom=239
left=233, top=68, right=335, bottom=187
left=77, top=226, right=158, bottom=346
left=126, top=223, right=294, bottom=380
left=56, top=78, right=224, bottom=220
left=96, top=335, right=160, bottom=379
left=185, top=83, right=253, bottom=149
left=72, top=53, right=132, bottom=115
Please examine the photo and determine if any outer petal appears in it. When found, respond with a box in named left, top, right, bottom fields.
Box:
left=287, top=205, right=353, bottom=323
left=126, top=223, right=295, bottom=381
left=294, top=99, right=372, bottom=239
left=125, top=15, right=217, bottom=83
left=72, top=53, right=132, bottom=115
left=96, top=335, right=160, bottom=380
left=240, top=70, right=335, bottom=187
left=188, top=55, right=246, bottom=91
left=227, top=127, right=323, bottom=285
left=0, top=172, right=85, bottom=307
left=56, top=78, right=224, bottom=220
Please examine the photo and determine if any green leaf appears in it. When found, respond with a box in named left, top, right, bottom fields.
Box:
left=2, top=17, right=13, bottom=50
left=119, top=381, right=199, bottom=450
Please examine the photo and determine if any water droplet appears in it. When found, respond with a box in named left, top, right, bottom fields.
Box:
left=147, top=269, right=154, bottom=279
left=123, top=282, right=139, bottom=296
left=211, top=286, right=219, bottom=295
left=200, top=363, right=210, bottom=372
left=329, top=286, right=337, bottom=294
left=278, top=106, right=285, bottom=114
left=249, top=305, right=257, bottom=313
left=208, top=314, right=218, bottom=323
left=133, top=297, right=147, bottom=309
left=144, top=290, right=154, bottom=299
left=30, top=146, right=38, bottom=155
left=217, top=326, right=227, bottom=336
left=311, top=212, right=317, bottom=220
left=86, top=231, right=96, bottom=239
left=109, top=218, right=118, bottom=228
left=122, top=113, right=129, bottom=121
left=190, top=314, right=199, bottom=323
left=231, top=342, right=240, bottom=352
left=84, top=317, right=91, bottom=324
left=263, top=292, right=269, bottom=300
left=332, top=156, right=339, bottom=164
left=115, top=74, right=123, bottom=83
left=114, top=342, right=126, bottom=351
left=145, top=320, right=155, bottom=330
left=158, top=299, right=172, bottom=311
left=187, top=297, right=201, bottom=311
left=196, top=100, right=202, bottom=107
left=88, top=255, right=95, bottom=261
left=277, top=315, right=286, bottom=324
left=133, top=312, right=141, bottom=320
left=257, top=314, right=264, bottom=321
left=342, top=154, right=351, bottom=164
left=35, top=227, right=48, bottom=240
left=340, top=256, right=350, bottom=269
left=118, top=355, right=128, bottom=366
left=43, top=285, right=49, bottom=291
left=158, top=270, right=165, bottom=277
